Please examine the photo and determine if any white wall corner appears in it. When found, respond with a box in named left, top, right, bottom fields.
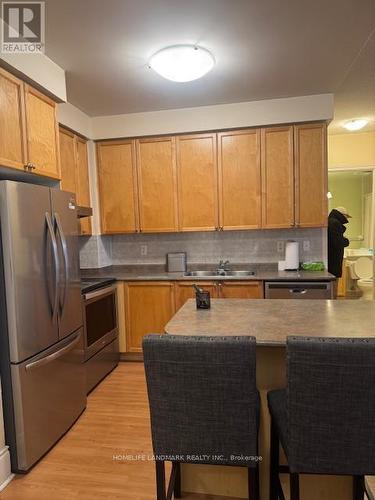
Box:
left=0, top=446, right=13, bottom=492
left=0, top=53, right=66, bottom=102
left=58, top=102, right=93, bottom=139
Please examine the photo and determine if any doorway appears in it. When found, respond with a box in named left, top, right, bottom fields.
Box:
left=328, top=169, right=374, bottom=299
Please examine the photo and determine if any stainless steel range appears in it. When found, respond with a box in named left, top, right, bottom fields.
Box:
left=81, top=278, right=120, bottom=393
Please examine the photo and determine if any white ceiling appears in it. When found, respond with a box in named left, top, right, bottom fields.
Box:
left=45, top=0, right=375, bottom=133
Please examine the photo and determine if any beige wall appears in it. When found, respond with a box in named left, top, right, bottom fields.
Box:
left=90, top=93, right=333, bottom=139
left=328, top=131, right=375, bottom=169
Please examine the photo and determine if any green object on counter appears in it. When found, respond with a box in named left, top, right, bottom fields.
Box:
left=301, top=261, right=325, bottom=271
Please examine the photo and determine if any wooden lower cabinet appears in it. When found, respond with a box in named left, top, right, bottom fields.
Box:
left=124, top=282, right=175, bottom=353
left=174, top=281, right=219, bottom=312
left=123, top=280, right=264, bottom=353
left=218, top=281, right=264, bottom=298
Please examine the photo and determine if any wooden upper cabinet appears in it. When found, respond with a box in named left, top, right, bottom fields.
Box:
left=76, top=137, right=90, bottom=206
left=24, top=84, right=60, bottom=179
left=76, top=137, right=92, bottom=235
left=59, top=127, right=77, bottom=193
left=294, top=123, right=327, bottom=227
left=124, top=282, right=175, bottom=352
left=136, top=137, right=178, bottom=232
left=261, top=126, right=294, bottom=228
left=218, top=129, right=261, bottom=230
left=97, top=140, right=138, bottom=234
left=176, top=133, right=218, bottom=231
left=59, top=127, right=92, bottom=235
left=0, top=68, right=26, bottom=170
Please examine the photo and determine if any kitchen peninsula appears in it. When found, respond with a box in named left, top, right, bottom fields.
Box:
left=165, top=299, right=375, bottom=500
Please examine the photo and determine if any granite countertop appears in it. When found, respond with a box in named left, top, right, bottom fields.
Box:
left=165, top=299, right=375, bottom=346
left=80, top=264, right=335, bottom=282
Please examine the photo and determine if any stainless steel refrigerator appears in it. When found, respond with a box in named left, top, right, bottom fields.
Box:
left=0, top=181, right=86, bottom=473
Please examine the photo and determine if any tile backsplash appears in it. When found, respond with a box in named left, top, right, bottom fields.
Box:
left=79, top=228, right=326, bottom=268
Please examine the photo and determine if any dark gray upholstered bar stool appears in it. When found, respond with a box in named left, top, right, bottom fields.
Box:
left=143, top=334, right=260, bottom=500
left=268, top=336, right=375, bottom=500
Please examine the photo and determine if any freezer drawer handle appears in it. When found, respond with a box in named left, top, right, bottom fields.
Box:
left=45, top=212, right=60, bottom=322
left=54, top=213, right=69, bottom=315
left=25, top=332, right=81, bottom=372
left=289, top=288, right=307, bottom=294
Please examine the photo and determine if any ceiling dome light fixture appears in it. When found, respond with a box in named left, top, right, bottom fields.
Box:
left=149, top=45, right=215, bottom=82
left=343, top=119, right=368, bottom=131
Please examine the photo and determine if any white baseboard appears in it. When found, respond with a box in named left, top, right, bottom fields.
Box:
left=0, top=446, right=14, bottom=491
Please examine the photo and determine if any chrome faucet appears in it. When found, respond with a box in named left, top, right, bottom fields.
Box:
left=217, top=259, right=230, bottom=275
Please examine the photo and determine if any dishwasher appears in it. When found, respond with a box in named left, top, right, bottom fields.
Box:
left=264, top=281, right=333, bottom=299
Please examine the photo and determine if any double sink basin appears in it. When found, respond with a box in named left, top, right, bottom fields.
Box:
left=184, top=270, right=255, bottom=278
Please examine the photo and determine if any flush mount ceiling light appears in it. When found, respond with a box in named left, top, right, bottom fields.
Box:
left=149, top=45, right=215, bottom=82
left=343, top=119, right=368, bottom=131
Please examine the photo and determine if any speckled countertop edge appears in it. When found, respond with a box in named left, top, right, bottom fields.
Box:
left=80, top=264, right=335, bottom=282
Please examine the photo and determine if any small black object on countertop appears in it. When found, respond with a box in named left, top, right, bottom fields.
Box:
left=80, top=277, right=116, bottom=294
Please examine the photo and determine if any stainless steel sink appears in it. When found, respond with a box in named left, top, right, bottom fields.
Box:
left=224, top=270, right=255, bottom=276
left=184, top=270, right=255, bottom=277
left=184, top=270, right=218, bottom=277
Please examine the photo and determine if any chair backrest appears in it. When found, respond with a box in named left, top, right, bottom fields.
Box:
left=143, top=334, right=258, bottom=467
left=287, top=336, right=375, bottom=475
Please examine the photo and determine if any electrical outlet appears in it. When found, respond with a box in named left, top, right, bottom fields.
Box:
left=277, top=241, right=284, bottom=253
left=303, top=240, right=310, bottom=252
left=140, top=244, right=148, bottom=256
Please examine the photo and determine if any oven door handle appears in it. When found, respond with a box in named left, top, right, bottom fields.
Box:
left=84, top=285, right=116, bottom=301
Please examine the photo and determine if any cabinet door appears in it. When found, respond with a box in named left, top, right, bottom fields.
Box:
left=97, top=140, right=138, bottom=233
left=294, top=123, right=327, bottom=227
left=136, top=137, right=178, bottom=232
left=0, top=68, right=26, bottom=170
left=261, top=126, right=294, bottom=228
left=218, top=129, right=261, bottom=230
left=218, top=281, right=264, bottom=299
left=174, top=281, right=218, bottom=311
left=76, top=137, right=92, bottom=235
left=177, top=133, right=218, bottom=231
left=24, top=84, right=60, bottom=179
left=59, top=127, right=77, bottom=194
left=124, top=282, right=175, bottom=353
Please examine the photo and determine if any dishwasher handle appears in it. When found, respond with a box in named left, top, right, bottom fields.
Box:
left=289, top=288, right=307, bottom=294
left=264, top=281, right=333, bottom=299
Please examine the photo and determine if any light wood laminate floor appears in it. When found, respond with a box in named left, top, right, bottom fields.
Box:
left=1, top=363, right=238, bottom=500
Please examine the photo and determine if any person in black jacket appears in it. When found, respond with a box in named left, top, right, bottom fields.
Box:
left=328, top=207, right=351, bottom=279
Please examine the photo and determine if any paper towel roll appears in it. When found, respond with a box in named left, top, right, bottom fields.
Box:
left=285, top=241, right=299, bottom=270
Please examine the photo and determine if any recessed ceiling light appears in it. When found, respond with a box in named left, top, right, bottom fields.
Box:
left=343, top=119, right=368, bottom=131
left=149, top=45, right=215, bottom=82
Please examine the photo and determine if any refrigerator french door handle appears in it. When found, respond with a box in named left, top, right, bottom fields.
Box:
left=25, top=331, right=81, bottom=372
left=45, top=212, right=59, bottom=323
left=54, top=212, right=68, bottom=315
